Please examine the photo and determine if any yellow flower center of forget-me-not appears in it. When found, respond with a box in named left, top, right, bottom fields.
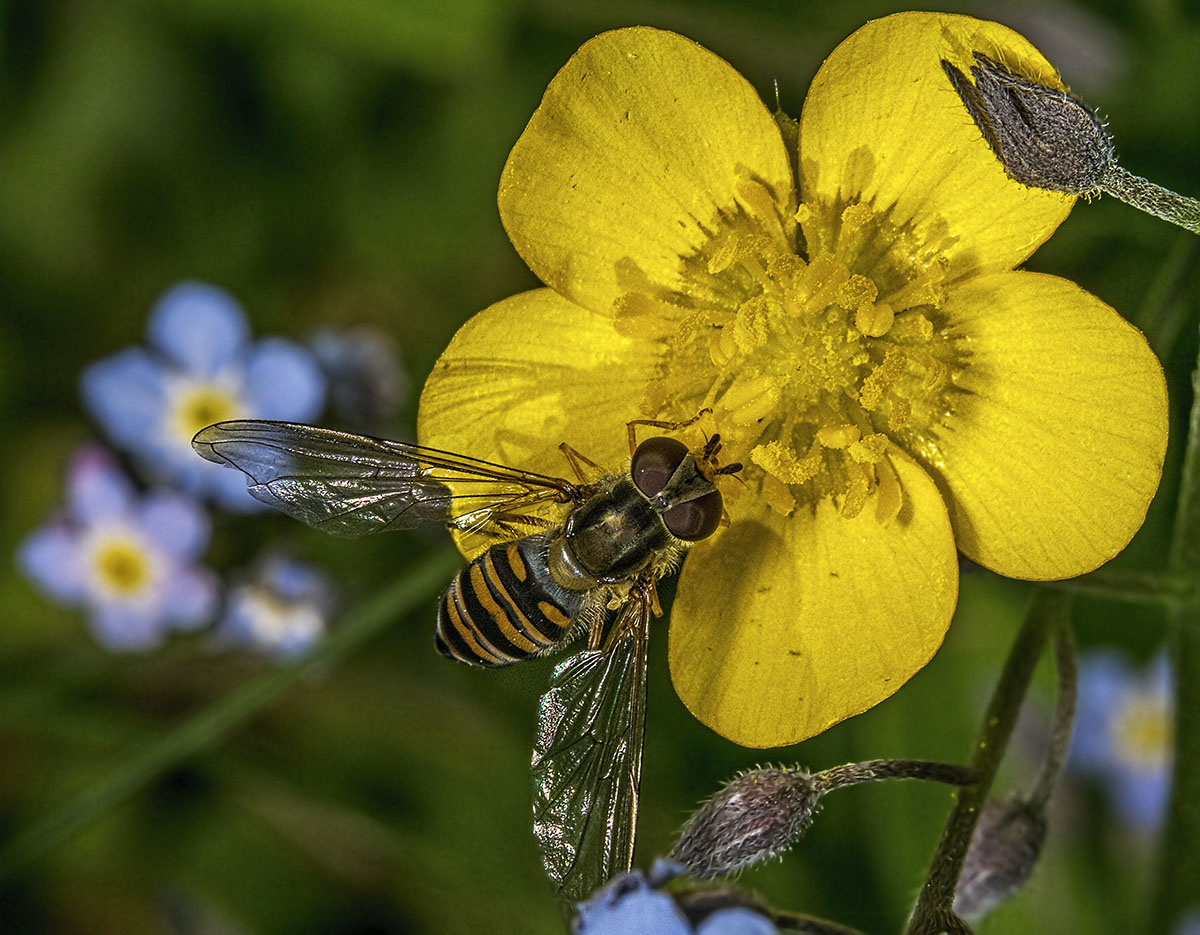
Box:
left=91, top=536, right=154, bottom=598
left=1112, top=689, right=1172, bottom=770
left=172, top=382, right=242, bottom=446
left=624, top=177, right=963, bottom=522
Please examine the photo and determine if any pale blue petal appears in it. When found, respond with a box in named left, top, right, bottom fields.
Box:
left=1113, top=764, right=1170, bottom=831
left=1070, top=650, right=1129, bottom=772
left=209, top=461, right=269, bottom=512
left=161, top=566, right=220, bottom=630
left=1147, top=652, right=1172, bottom=698
left=263, top=557, right=325, bottom=601
left=243, top=338, right=326, bottom=422
left=17, top=524, right=85, bottom=603
left=81, top=349, right=166, bottom=447
left=1172, top=907, right=1200, bottom=935
left=89, top=604, right=165, bottom=652
left=696, top=908, right=778, bottom=935
left=66, top=447, right=135, bottom=524
left=148, top=282, right=248, bottom=376
left=574, top=873, right=691, bottom=935
left=139, top=492, right=211, bottom=559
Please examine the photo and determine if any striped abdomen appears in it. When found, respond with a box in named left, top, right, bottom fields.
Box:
left=436, top=536, right=586, bottom=667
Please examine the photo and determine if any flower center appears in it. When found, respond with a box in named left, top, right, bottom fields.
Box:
left=627, top=188, right=965, bottom=521
left=1111, top=690, right=1171, bottom=770
left=91, top=536, right=153, bottom=598
left=171, top=382, right=243, bottom=446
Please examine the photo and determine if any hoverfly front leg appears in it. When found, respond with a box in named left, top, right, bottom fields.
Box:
left=625, top=408, right=714, bottom=457
left=558, top=442, right=608, bottom=484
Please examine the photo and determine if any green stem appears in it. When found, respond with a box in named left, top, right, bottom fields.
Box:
left=905, top=589, right=1070, bottom=935
left=1148, top=321, right=1200, bottom=931
left=1048, top=569, right=1194, bottom=606
left=0, top=548, right=460, bottom=878
left=1028, top=621, right=1077, bottom=811
left=1148, top=601, right=1200, bottom=934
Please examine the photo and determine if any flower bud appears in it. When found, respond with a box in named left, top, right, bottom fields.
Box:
left=942, top=51, right=1200, bottom=233
left=672, top=759, right=976, bottom=881
left=952, top=796, right=1046, bottom=921
left=941, top=52, right=1112, bottom=195
left=671, top=768, right=822, bottom=880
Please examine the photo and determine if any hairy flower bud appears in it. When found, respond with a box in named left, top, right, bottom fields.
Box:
left=941, top=52, right=1112, bottom=195
left=671, top=760, right=976, bottom=880
left=952, top=797, right=1047, bottom=921
left=943, top=51, right=1200, bottom=233
left=671, top=768, right=821, bottom=880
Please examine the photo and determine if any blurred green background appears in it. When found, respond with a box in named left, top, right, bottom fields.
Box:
left=1, top=0, right=1197, bottom=932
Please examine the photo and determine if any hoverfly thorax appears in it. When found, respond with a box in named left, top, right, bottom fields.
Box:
left=548, top=435, right=730, bottom=591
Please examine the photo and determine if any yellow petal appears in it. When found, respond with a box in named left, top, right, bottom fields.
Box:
left=799, top=12, right=1073, bottom=278
left=923, top=271, right=1168, bottom=580
left=499, top=27, right=795, bottom=317
left=417, top=288, right=664, bottom=480
left=669, top=452, right=957, bottom=748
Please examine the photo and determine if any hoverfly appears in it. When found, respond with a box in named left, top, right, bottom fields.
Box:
left=191, top=419, right=740, bottom=902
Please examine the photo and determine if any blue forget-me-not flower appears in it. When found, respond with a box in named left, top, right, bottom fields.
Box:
left=574, top=863, right=778, bottom=935
left=82, top=282, right=326, bottom=510
left=219, top=556, right=335, bottom=659
left=1070, top=649, right=1172, bottom=830
left=17, top=446, right=219, bottom=651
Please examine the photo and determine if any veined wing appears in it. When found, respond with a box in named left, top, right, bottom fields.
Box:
left=192, top=420, right=577, bottom=538
left=531, top=596, right=651, bottom=904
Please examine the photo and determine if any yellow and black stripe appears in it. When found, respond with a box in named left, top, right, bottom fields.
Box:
left=435, top=536, right=585, bottom=667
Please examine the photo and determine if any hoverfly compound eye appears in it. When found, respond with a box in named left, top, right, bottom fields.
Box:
left=664, top=490, right=723, bottom=541
left=631, top=436, right=689, bottom=497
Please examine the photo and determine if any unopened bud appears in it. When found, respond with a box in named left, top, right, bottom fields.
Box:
left=671, top=760, right=976, bottom=880
left=672, top=767, right=820, bottom=880
left=943, top=51, right=1200, bottom=234
left=952, top=796, right=1046, bottom=921
left=941, top=53, right=1112, bottom=195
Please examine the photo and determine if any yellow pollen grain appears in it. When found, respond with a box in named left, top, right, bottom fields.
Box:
left=797, top=253, right=849, bottom=316
left=751, top=439, right=821, bottom=485
left=887, top=396, right=912, bottom=432
left=767, top=252, right=806, bottom=284
left=890, top=312, right=934, bottom=341
left=735, top=177, right=784, bottom=240
left=855, top=302, right=894, bottom=338
left=875, top=457, right=903, bottom=526
left=761, top=473, right=796, bottom=516
left=840, top=461, right=871, bottom=519
left=835, top=274, right=878, bottom=310
left=707, top=234, right=742, bottom=275
left=719, top=373, right=781, bottom=427
left=732, top=295, right=775, bottom=353
left=847, top=432, right=888, bottom=464
left=859, top=348, right=908, bottom=411
left=816, top=424, right=860, bottom=449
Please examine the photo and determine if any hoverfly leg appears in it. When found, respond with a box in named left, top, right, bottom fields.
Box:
left=490, top=511, right=555, bottom=531
left=585, top=608, right=607, bottom=652
left=645, top=579, right=663, bottom=618
left=625, top=408, right=715, bottom=456
left=558, top=442, right=607, bottom=484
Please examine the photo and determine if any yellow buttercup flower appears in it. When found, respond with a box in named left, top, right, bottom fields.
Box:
left=418, top=13, right=1168, bottom=747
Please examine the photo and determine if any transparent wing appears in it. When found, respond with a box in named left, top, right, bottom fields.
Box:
left=531, top=595, right=651, bottom=904
left=192, top=420, right=577, bottom=539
